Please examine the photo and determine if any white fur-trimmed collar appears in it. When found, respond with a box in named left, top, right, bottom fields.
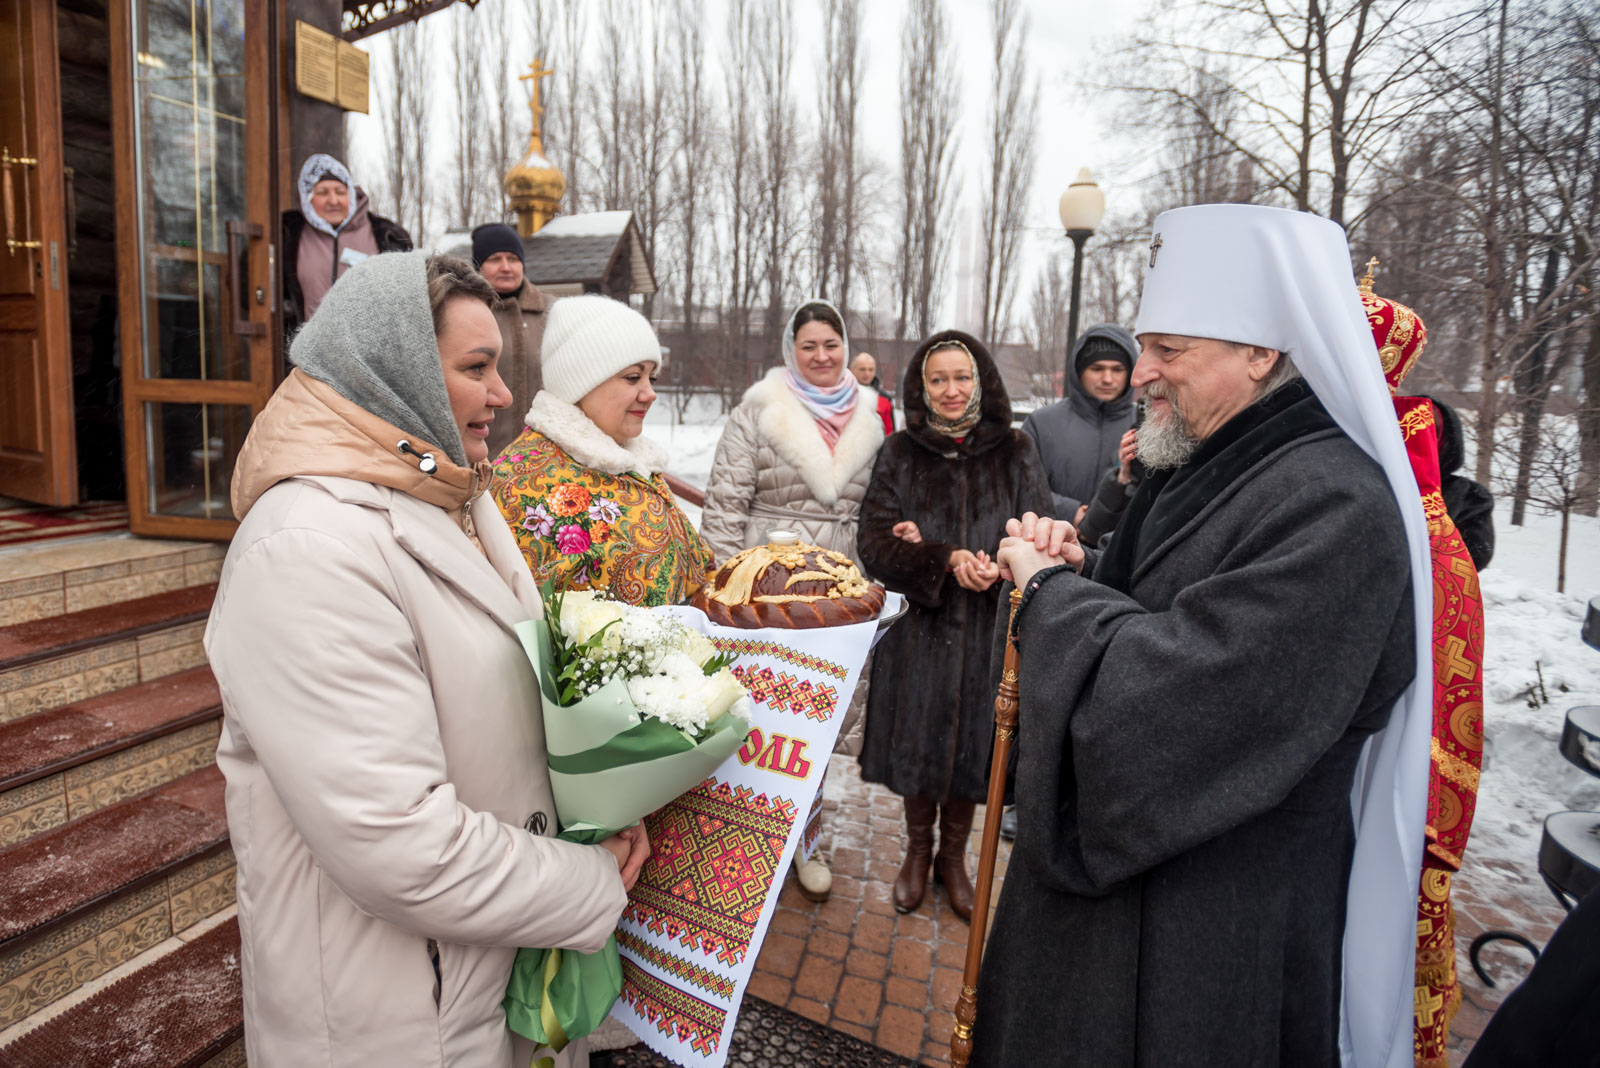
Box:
left=522, top=391, right=669, bottom=477
left=742, top=368, right=885, bottom=506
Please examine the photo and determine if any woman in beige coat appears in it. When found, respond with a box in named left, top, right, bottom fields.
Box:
left=700, top=299, right=885, bottom=901
left=205, top=252, right=648, bottom=1068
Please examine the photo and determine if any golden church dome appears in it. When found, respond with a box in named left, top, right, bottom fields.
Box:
left=505, top=60, right=564, bottom=236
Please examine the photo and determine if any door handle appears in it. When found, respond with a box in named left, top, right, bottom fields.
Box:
left=2, top=146, right=42, bottom=256
left=226, top=220, right=267, bottom=336
left=64, top=166, right=77, bottom=258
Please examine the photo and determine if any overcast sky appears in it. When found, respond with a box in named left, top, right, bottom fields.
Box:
left=348, top=0, right=1150, bottom=332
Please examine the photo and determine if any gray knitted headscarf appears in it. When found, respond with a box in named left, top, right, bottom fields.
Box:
left=289, top=249, right=468, bottom=466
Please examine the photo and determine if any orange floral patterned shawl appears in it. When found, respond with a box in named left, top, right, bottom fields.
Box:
left=491, top=427, right=714, bottom=607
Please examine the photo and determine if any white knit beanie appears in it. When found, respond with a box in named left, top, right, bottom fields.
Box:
left=540, top=295, right=662, bottom=404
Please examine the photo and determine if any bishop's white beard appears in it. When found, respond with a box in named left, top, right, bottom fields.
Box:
left=1136, top=386, right=1201, bottom=470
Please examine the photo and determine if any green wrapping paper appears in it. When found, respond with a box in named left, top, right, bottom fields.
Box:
left=503, top=619, right=749, bottom=1051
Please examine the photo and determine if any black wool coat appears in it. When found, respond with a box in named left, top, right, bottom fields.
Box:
left=974, top=389, right=1416, bottom=1067
left=1427, top=395, right=1495, bottom=569
left=856, top=330, right=1053, bottom=803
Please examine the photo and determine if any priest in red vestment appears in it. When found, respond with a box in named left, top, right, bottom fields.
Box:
left=1357, top=260, right=1486, bottom=1068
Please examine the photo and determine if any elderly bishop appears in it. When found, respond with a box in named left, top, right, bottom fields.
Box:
left=980, top=205, right=1433, bottom=1068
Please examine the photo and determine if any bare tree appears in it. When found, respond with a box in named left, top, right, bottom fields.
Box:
left=380, top=20, right=432, bottom=240
left=1027, top=254, right=1070, bottom=400
left=813, top=0, right=865, bottom=323
left=1391, top=1, right=1600, bottom=487
left=551, top=0, right=591, bottom=214
left=668, top=0, right=716, bottom=415
left=753, top=0, right=798, bottom=353
left=980, top=0, right=1038, bottom=345
left=625, top=0, right=674, bottom=317
left=479, top=0, right=518, bottom=221
left=1495, top=408, right=1585, bottom=591
left=1108, top=0, right=1442, bottom=228
left=595, top=0, right=639, bottom=212
left=450, top=6, right=487, bottom=228
left=896, top=0, right=961, bottom=340
left=1080, top=213, right=1149, bottom=331
left=719, top=0, right=761, bottom=406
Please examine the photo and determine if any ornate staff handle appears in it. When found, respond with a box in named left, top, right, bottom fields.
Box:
left=950, top=587, right=1023, bottom=1067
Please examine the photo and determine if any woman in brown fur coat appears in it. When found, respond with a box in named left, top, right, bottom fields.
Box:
left=856, top=330, right=1051, bottom=921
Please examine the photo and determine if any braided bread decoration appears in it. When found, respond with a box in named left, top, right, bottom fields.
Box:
left=690, top=535, right=886, bottom=629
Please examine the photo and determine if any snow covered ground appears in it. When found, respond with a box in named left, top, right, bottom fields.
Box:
left=645, top=390, right=1600, bottom=930
left=1457, top=504, right=1600, bottom=919
left=646, top=391, right=728, bottom=531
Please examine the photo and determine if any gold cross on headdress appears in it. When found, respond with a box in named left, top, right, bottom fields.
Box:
left=1358, top=256, right=1379, bottom=294
left=1149, top=233, right=1163, bottom=268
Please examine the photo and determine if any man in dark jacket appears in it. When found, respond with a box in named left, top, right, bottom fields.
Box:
left=1021, top=324, right=1139, bottom=522
left=1428, top=395, right=1495, bottom=569
left=470, top=223, right=553, bottom=462
left=977, top=205, right=1433, bottom=1068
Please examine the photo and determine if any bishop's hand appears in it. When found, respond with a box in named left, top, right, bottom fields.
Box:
left=997, top=512, right=1083, bottom=588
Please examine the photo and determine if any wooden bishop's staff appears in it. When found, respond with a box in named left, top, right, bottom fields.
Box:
left=950, top=586, right=1023, bottom=1067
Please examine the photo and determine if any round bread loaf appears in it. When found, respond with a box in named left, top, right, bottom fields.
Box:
left=690, top=539, right=885, bottom=629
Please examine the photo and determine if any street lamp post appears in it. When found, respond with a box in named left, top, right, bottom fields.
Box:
left=1059, top=167, right=1106, bottom=388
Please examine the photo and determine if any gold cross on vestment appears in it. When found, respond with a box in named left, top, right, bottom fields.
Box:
left=1148, top=233, right=1163, bottom=268
left=1414, top=984, right=1444, bottom=1028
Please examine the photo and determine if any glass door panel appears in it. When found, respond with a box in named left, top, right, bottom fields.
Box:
left=116, top=0, right=273, bottom=539
left=132, top=1, right=251, bottom=382
left=143, top=401, right=251, bottom=519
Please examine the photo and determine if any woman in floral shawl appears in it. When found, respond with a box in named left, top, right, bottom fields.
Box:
left=492, top=295, right=712, bottom=607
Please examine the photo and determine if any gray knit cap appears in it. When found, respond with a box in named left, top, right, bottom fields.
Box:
left=289, top=249, right=468, bottom=466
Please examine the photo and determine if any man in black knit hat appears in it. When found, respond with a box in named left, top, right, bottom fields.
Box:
left=471, top=222, right=553, bottom=462
left=1020, top=323, right=1139, bottom=524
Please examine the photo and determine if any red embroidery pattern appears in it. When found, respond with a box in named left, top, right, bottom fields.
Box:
left=627, top=778, right=797, bottom=966
left=801, top=788, right=823, bottom=856
left=708, top=637, right=848, bottom=680
left=619, top=957, right=727, bottom=1055
left=616, top=929, right=737, bottom=1001
left=731, top=664, right=840, bottom=723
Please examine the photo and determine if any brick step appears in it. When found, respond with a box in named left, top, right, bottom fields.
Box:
left=0, top=766, right=233, bottom=1032
left=0, top=666, right=222, bottom=850
left=0, top=916, right=243, bottom=1068
left=0, top=584, right=216, bottom=727
left=0, top=535, right=224, bottom=627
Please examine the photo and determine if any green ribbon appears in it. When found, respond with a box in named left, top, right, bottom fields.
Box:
left=503, top=829, right=625, bottom=1052
left=502, top=618, right=747, bottom=1051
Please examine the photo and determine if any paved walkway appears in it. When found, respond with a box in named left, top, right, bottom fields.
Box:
left=1443, top=853, right=1568, bottom=1064
left=750, top=757, right=1009, bottom=1066
left=758, top=758, right=1566, bottom=1067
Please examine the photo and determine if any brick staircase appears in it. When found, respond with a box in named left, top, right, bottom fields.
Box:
left=0, top=535, right=244, bottom=1066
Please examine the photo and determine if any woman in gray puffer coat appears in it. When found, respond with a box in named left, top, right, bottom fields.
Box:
left=700, top=299, right=885, bottom=903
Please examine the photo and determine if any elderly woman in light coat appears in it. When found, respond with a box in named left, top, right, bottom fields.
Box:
left=205, top=251, right=649, bottom=1068
left=701, top=298, right=885, bottom=901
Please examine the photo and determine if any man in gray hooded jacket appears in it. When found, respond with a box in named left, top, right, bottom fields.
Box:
left=1020, top=324, right=1138, bottom=520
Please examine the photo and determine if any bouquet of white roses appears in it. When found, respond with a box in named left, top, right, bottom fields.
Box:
left=505, top=586, right=752, bottom=1053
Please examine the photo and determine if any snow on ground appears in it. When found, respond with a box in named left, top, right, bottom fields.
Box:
left=1456, top=502, right=1600, bottom=913
left=647, top=390, right=1600, bottom=916
left=646, top=391, right=728, bottom=530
